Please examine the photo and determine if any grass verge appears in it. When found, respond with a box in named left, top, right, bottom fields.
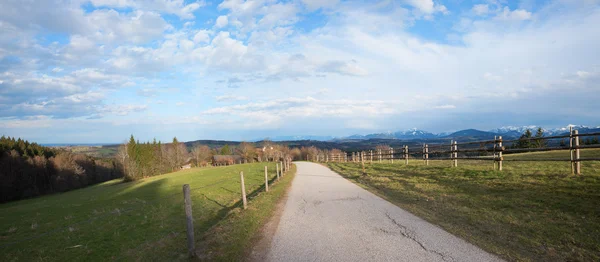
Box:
left=197, top=163, right=296, bottom=261
left=0, top=162, right=293, bottom=261
left=327, top=149, right=600, bottom=261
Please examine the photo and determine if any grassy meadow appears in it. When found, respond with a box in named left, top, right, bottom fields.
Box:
left=327, top=149, right=600, bottom=261
left=0, top=162, right=294, bottom=261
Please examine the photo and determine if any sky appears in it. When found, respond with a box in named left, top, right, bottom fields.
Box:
left=0, top=0, right=599, bottom=143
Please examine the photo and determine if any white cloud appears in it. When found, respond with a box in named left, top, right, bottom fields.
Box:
left=202, top=31, right=265, bottom=72
left=215, top=94, right=248, bottom=102
left=193, top=30, right=211, bottom=44
left=90, top=0, right=205, bottom=19
left=215, top=15, right=229, bottom=28
left=99, top=104, right=148, bottom=116
left=495, top=7, right=532, bottom=21
left=473, top=4, right=490, bottom=16
left=301, top=0, right=339, bottom=11
left=434, top=105, right=456, bottom=109
left=87, top=9, right=171, bottom=44
left=405, top=0, right=435, bottom=14
left=483, top=72, right=502, bottom=81
left=201, top=96, right=396, bottom=128
left=318, top=60, right=368, bottom=76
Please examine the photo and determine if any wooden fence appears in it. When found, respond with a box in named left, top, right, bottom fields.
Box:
left=316, top=128, right=600, bottom=175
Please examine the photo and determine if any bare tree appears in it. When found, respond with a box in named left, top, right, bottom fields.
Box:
left=237, top=142, right=256, bottom=163
left=191, top=144, right=212, bottom=167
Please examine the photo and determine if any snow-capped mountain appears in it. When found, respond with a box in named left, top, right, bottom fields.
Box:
left=336, top=124, right=598, bottom=142
left=490, top=125, right=594, bottom=137
left=342, top=128, right=437, bottom=140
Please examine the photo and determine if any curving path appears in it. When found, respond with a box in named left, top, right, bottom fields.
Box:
left=265, top=162, right=503, bottom=262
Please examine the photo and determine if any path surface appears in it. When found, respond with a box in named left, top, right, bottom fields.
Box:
left=265, top=162, right=503, bottom=262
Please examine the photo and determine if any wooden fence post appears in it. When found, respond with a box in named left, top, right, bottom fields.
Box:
left=453, top=141, right=458, bottom=167
left=574, top=130, right=581, bottom=175
left=281, top=161, right=284, bottom=175
left=498, top=136, right=503, bottom=171
left=378, top=149, right=382, bottom=163
left=493, top=135, right=497, bottom=170
left=240, top=172, right=247, bottom=210
left=182, top=184, right=195, bottom=258
left=425, top=144, right=429, bottom=166
left=390, top=148, right=394, bottom=164
left=370, top=150, right=373, bottom=163
left=405, top=145, right=409, bottom=165
left=361, top=152, right=365, bottom=174
left=570, top=126, right=574, bottom=174
left=276, top=163, right=280, bottom=181
left=264, top=166, right=269, bottom=192
left=450, top=140, right=454, bottom=167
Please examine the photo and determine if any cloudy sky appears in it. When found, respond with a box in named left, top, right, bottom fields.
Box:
left=0, top=0, right=599, bottom=143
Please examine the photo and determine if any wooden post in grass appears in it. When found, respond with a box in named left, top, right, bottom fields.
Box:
left=570, top=126, right=574, bottom=174
left=240, top=172, right=247, bottom=209
left=182, top=184, right=195, bottom=257
left=276, top=163, right=280, bottom=181
left=370, top=150, right=373, bottom=163
left=422, top=144, right=425, bottom=164
left=264, top=166, right=269, bottom=192
left=493, top=136, right=497, bottom=170
left=378, top=149, right=382, bottom=163
left=390, top=148, right=394, bottom=164
left=281, top=161, right=284, bottom=174
left=425, top=144, right=429, bottom=166
left=453, top=141, right=458, bottom=167
left=498, top=136, right=503, bottom=171
left=405, top=145, right=409, bottom=165
left=361, top=152, right=365, bottom=174
left=450, top=140, right=454, bottom=167
left=574, top=130, right=581, bottom=175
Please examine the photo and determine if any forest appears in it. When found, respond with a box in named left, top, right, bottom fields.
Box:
left=0, top=134, right=346, bottom=203
left=0, top=136, right=124, bottom=203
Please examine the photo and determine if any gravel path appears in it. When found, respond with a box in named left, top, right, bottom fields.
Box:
left=265, top=162, right=503, bottom=262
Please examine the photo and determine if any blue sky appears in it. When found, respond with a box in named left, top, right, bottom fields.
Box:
left=0, top=0, right=599, bottom=143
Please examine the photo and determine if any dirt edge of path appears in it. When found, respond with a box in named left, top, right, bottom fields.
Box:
left=245, top=168, right=295, bottom=262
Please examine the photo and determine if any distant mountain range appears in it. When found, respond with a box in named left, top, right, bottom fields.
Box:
left=268, top=125, right=600, bottom=142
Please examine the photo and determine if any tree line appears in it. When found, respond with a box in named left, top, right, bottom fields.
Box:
left=0, top=136, right=124, bottom=203
left=0, top=134, right=347, bottom=202
left=512, top=128, right=599, bottom=149
left=118, top=136, right=348, bottom=180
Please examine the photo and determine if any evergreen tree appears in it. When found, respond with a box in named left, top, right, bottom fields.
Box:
left=220, top=144, right=231, bottom=155
left=534, top=127, right=546, bottom=148
left=515, top=129, right=533, bottom=148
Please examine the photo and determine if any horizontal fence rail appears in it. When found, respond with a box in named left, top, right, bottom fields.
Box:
left=314, top=128, right=599, bottom=175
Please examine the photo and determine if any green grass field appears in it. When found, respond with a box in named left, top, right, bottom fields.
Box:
left=0, top=162, right=294, bottom=261
left=327, top=149, right=600, bottom=261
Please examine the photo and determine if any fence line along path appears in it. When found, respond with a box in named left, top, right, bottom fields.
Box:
left=316, top=128, right=600, bottom=175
